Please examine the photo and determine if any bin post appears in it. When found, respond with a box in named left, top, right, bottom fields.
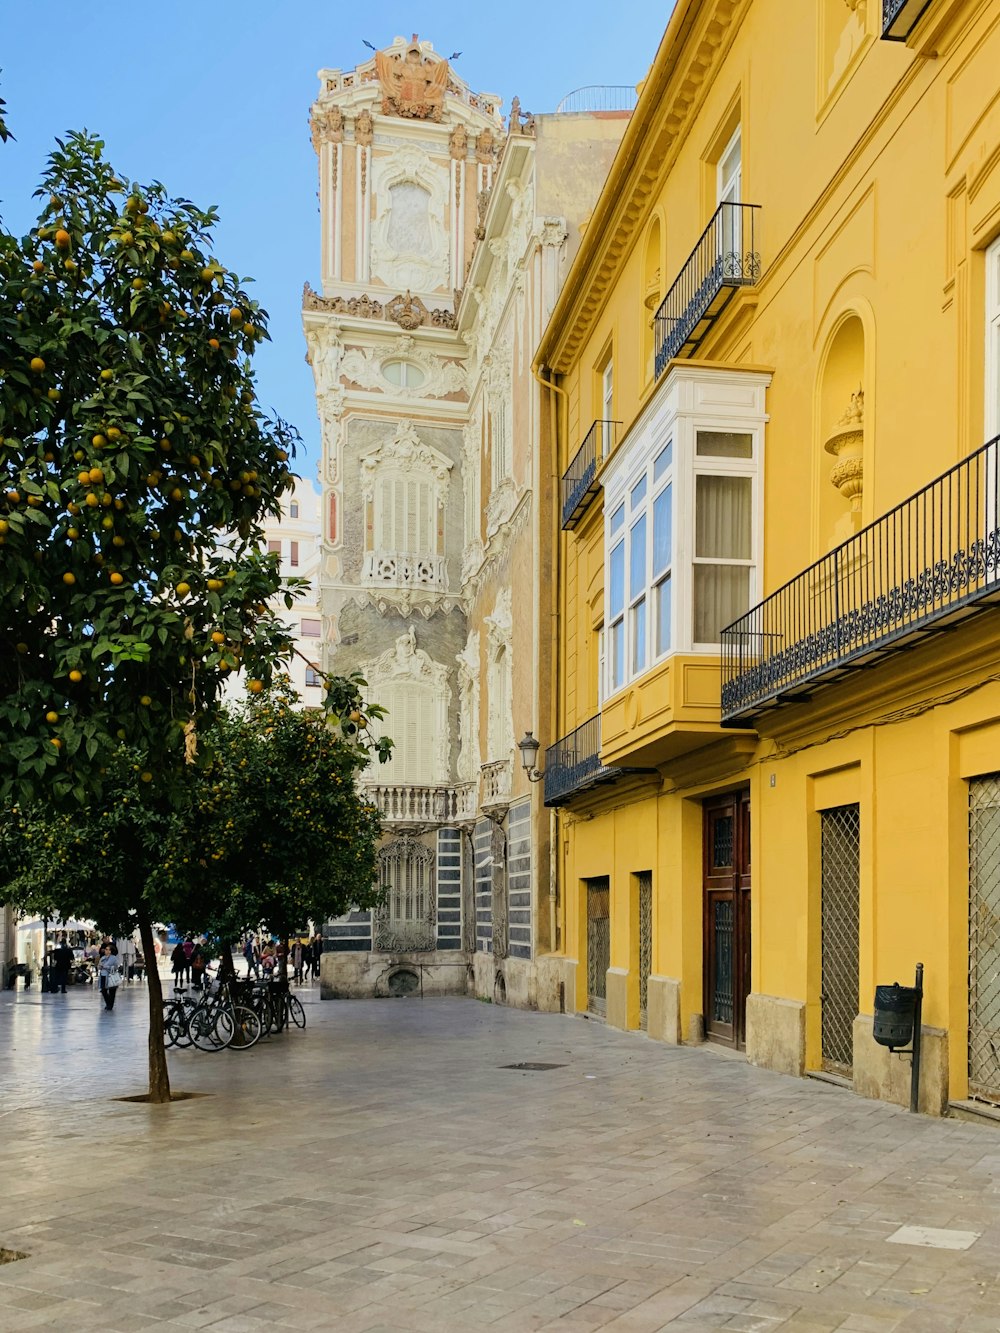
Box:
left=909, top=962, right=924, bottom=1114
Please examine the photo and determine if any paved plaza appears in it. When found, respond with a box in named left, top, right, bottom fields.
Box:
left=2, top=985, right=1000, bottom=1332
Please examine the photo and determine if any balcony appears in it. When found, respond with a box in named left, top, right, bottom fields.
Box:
left=561, top=419, right=619, bottom=530
left=544, top=714, right=641, bottom=807
left=721, top=434, right=1000, bottom=726
left=881, top=0, right=933, bottom=40
left=481, top=758, right=512, bottom=811
left=362, top=551, right=447, bottom=591
left=654, top=202, right=761, bottom=380
left=365, top=783, right=474, bottom=826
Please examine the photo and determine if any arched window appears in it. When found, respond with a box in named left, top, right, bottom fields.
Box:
left=363, top=629, right=451, bottom=785
left=360, top=422, right=452, bottom=591
left=374, top=836, right=436, bottom=952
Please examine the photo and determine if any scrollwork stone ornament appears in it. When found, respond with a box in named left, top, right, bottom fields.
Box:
left=824, top=385, right=865, bottom=512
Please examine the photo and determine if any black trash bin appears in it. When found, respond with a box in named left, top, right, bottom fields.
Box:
left=873, top=982, right=918, bottom=1050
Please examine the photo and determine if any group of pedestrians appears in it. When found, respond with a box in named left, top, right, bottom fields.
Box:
left=169, top=935, right=210, bottom=990
left=242, top=933, right=322, bottom=982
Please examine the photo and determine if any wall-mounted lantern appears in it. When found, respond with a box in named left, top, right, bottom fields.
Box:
left=517, top=730, right=544, bottom=783
left=881, top=0, right=933, bottom=42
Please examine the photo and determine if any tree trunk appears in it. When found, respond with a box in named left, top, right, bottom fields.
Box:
left=137, top=903, right=171, bottom=1103
left=219, top=944, right=237, bottom=981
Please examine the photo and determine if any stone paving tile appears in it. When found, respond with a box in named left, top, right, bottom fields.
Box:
left=5, top=986, right=1000, bottom=1331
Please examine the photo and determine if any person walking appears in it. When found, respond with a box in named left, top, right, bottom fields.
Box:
left=292, top=939, right=304, bottom=984
left=181, top=934, right=195, bottom=983
left=170, top=940, right=187, bottom=989
left=310, top=932, right=323, bottom=980
left=51, top=934, right=74, bottom=993
left=190, top=941, right=207, bottom=990
left=98, top=943, right=122, bottom=1011
left=243, top=934, right=260, bottom=979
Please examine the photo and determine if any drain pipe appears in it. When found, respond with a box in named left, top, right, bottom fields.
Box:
left=532, top=363, right=567, bottom=956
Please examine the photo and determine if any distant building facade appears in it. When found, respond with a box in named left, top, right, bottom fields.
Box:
left=302, top=36, right=628, bottom=1000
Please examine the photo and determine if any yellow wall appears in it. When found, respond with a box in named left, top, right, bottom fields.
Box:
left=538, top=0, right=1000, bottom=1108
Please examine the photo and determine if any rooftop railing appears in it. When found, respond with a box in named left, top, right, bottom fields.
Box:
left=561, top=420, right=619, bottom=530
left=554, top=86, right=638, bottom=114
left=721, top=434, right=1000, bottom=725
left=654, top=202, right=761, bottom=380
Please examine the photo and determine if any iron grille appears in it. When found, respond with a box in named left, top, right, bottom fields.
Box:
left=721, top=433, right=1000, bottom=725
left=821, top=804, right=861, bottom=1076
left=587, top=879, right=610, bottom=1017
left=638, top=872, right=652, bottom=1029
left=491, top=822, right=509, bottom=961
left=711, top=899, right=734, bottom=1025
left=374, top=836, right=437, bottom=952
left=969, top=775, right=1000, bottom=1105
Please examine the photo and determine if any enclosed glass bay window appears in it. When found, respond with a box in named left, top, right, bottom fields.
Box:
left=601, top=367, right=768, bottom=699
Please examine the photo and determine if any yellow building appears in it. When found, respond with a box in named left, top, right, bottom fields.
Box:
left=534, top=0, right=1000, bottom=1116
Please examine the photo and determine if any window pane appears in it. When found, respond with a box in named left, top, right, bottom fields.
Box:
left=653, top=442, right=673, bottom=481
left=632, top=598, right=646, bottom=674
left=289, top=501, right=299, bottom=518
left=696, top=430, right=753, bottom=459
left=267, top=540, right=281, bottom=555
left=611, top=619, right=624, bottom=691
left=655, top=575, right=672, bottom=656
left=290, top=540, right=299, bottom=567
left=630, top=476, right=647, bottom=510
left=629, top=515, right=646, bottom=600
left=609, top=542, right=625, bottom=618
left=300, top=618, right=321, bottom=638
left=610, top=503, right=625, bottom=537
left=653, top=484, right=672, bottom=575
left=693, top=565, right=750, bottom=643
left=695, top=474, right=752, bottom=559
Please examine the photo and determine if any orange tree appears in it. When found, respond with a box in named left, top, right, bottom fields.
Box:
left=159, top=679, right=390, bottom=974
left=0, top=677, right=390, bottom=1101
left=0, top=129, right=300, bottom=816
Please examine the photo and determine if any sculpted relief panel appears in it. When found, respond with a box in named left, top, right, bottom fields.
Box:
left=371, top=146, right=450, bottom=293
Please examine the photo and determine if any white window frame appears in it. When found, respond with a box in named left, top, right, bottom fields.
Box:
left=718, top=124, right=742, bottom=206
left=602, top=367, right=767, bottom=700
left=987, top=235, right=1000, bottom=441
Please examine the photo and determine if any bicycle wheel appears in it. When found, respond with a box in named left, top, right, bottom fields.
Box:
left=254, top=992, right=273, bottom=1037
left=287, top=995, right=306, bottom=1029
left=165, top=999, right=194, bottom=1049
left=228, top=1005, right=262, bottom=1050
left=190, top=1006, right=233, bottom=1051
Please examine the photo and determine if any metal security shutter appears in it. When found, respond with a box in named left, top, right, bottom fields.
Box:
left=587, top=879, right=611, bottom=1017
left=638, top=872, right=652, bottom=1030
left=970, top=775, right=1000, bottom=1105
left=820, top=804, right=861, bottom=1076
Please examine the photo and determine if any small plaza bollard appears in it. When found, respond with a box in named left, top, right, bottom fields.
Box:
left=872, top=962, right=924, bottom=1113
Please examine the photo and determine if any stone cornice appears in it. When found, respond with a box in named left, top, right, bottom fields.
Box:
left=535, top=0, right=751, bottom=374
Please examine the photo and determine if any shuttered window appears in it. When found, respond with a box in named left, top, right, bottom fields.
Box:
left=373, top=474, right=438, bottom=556
left=376, top=680, right=442, bottom=784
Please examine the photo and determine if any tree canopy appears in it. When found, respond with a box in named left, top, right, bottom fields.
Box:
left=0, top=130, right=300, bottom=807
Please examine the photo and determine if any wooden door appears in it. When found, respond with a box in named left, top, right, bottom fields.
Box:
left=704, top=791, right=751, bottom=1048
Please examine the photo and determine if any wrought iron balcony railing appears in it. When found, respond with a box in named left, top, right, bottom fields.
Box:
left=543, top=714, right=622, bottom=807
left=720, top=434, right=1000, bottom=725
left=654, top=202, right=761, bottom=380
left=881, top=0, right=933, bottom=41
left=561, top=419, right=619, bottom=530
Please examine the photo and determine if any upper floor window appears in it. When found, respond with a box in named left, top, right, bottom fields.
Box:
left=305, top=666, right=323, bottom=688
left=383, top=359, right=426, bottom=389
left=289, top=501, right=299, bottom=519
left=987, top=235, right=1000, bottom=440
left=603, top=366, right=768, bottom=698
left=267, top=539, right=281, bottom=556
left=360, top=423, right=452, bottom=591
left=300, top=618, right=321, bottom=638
left=290, top=540, right=299, bottom=567
left=718, top=125, right=742, bottom=206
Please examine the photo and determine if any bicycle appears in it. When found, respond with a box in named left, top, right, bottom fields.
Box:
left=164, top=980, right=261, bottom=1051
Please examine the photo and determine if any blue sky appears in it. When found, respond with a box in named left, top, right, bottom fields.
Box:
left=1, top=2, right=672, bottom=481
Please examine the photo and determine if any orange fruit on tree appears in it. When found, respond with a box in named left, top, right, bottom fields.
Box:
left=51, top=738, right=62, bottom=749
left=54, top=228, right=71, bottom=250
left=109, top=571, right=124, bottom=585
left=62, top=572, right=76, bottom=585
left=175, top=581, right=191, bottom=596
left=100, top=369, right=113, bottom=382
left=29, top=357, right=45, bottom=373
left=140, top=695, right=152, bottom=706
left=247, top=679, right=264, bottom=693
left=45, top=711, right=58, bottom=724
left=211, top=631, right=225, bottom=644
left=68, top=669, right=83, bottom=683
